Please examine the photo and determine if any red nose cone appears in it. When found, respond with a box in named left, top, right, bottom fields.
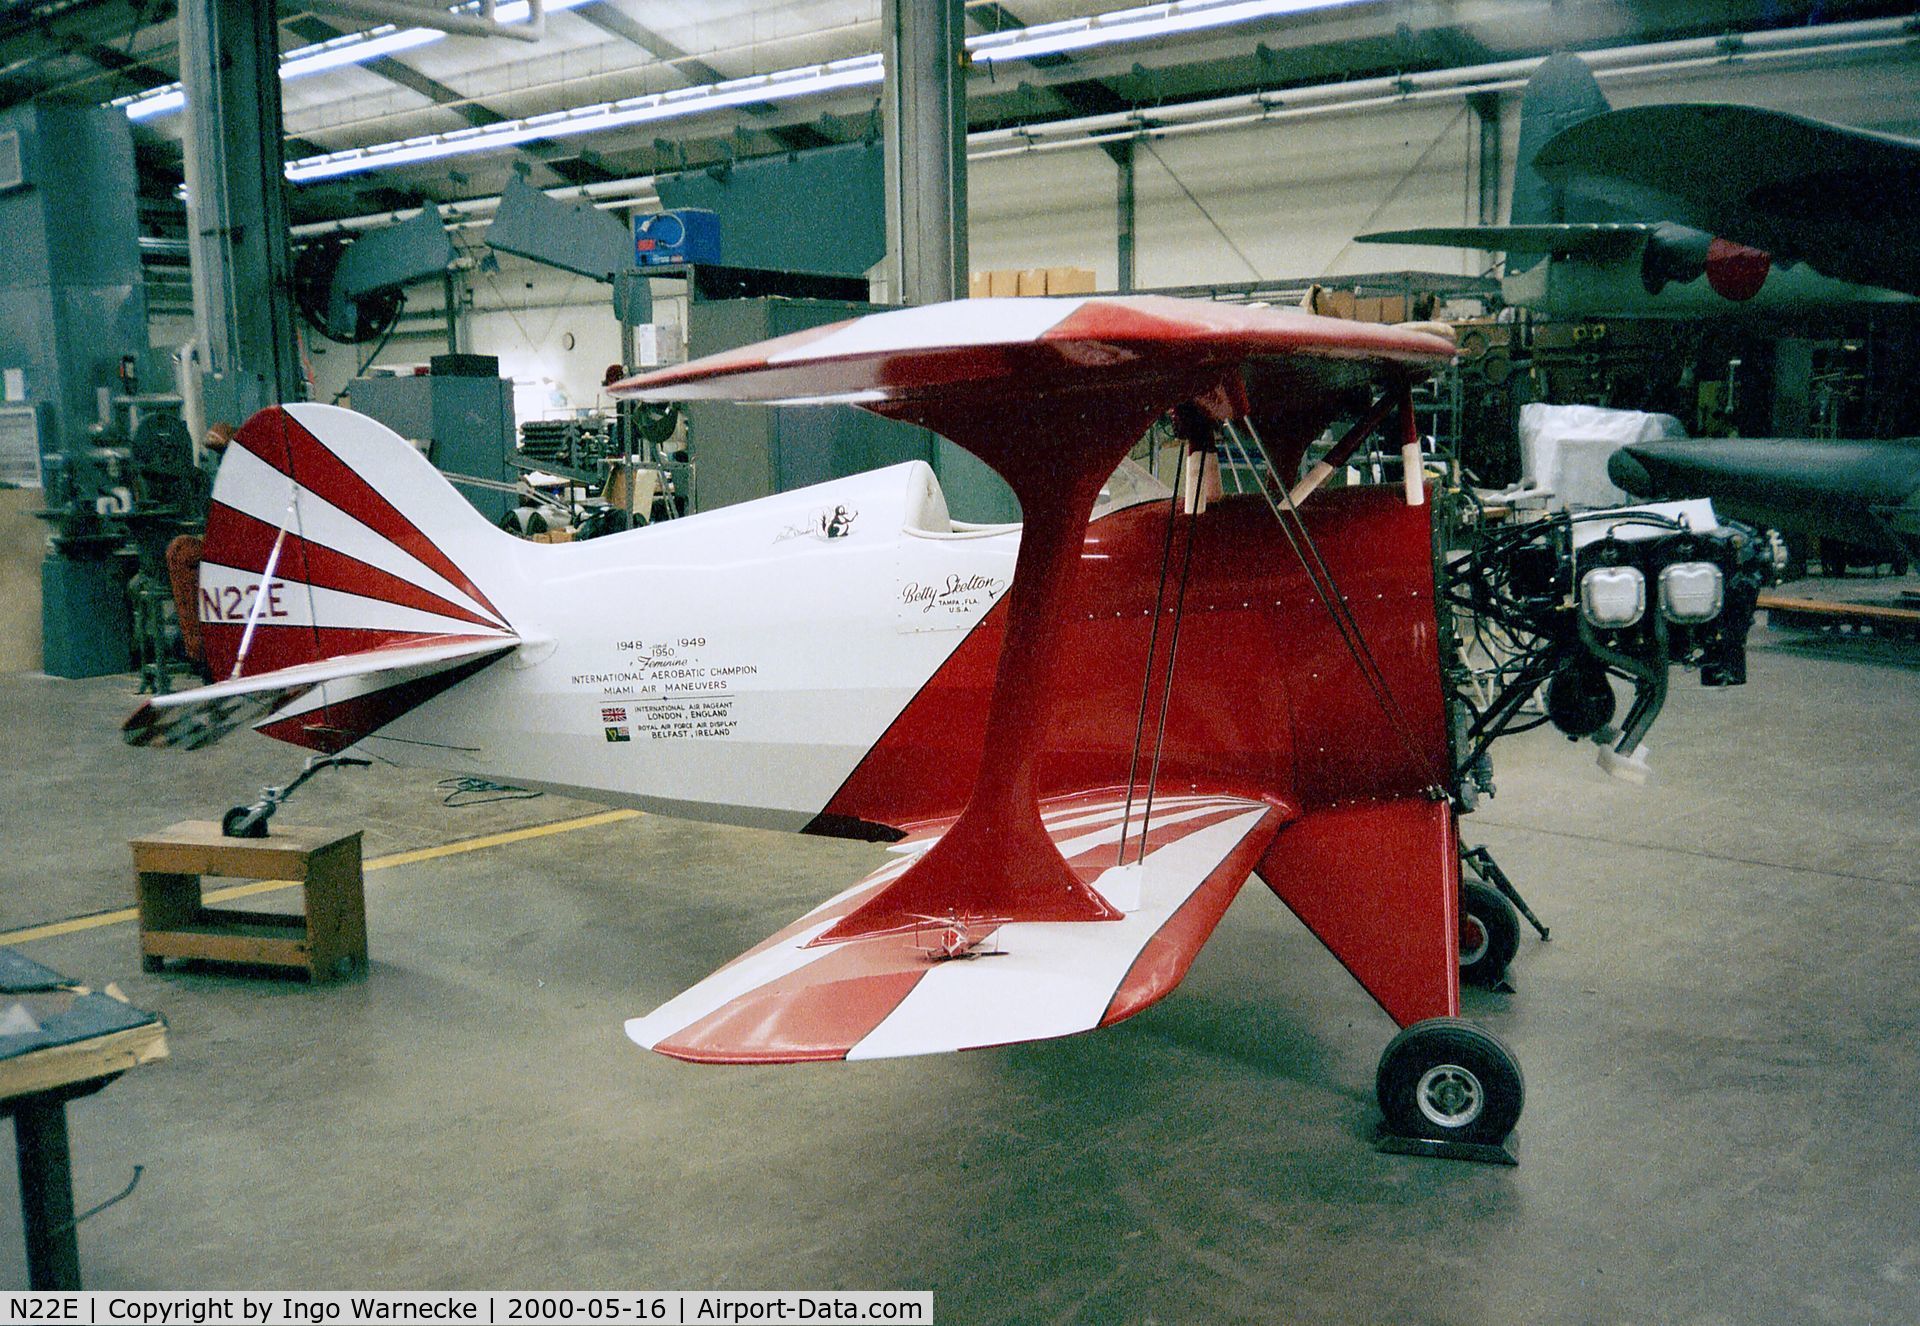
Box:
left=1705, top=237, right=1771, bottom=302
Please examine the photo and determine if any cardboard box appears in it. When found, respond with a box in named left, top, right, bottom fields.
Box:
left=968, top=271, right=990, bottom=299
left=1045, top=266, right=1097, bottom=295
left=988, top=269, right=1019, bottom=297
left=1321, top=289, right=1357, bottom=320
left=1016, top=268, right=1048, bottom=296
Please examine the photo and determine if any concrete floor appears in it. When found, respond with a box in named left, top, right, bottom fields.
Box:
left=0, top=607, right=1916, bottom=1323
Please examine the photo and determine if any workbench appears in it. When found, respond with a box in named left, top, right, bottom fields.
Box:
left=0, top=949, right=167, bottom=1288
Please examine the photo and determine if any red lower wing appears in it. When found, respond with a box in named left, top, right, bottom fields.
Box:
left=626, top=789, right=1289, bottom=1064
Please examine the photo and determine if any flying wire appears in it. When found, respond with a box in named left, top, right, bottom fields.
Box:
left=1136, top=471, right=1204, bottom=864
left=1116, top=437, right=1190, bottom=867
left=1230, top=416, right=1445, bottom=787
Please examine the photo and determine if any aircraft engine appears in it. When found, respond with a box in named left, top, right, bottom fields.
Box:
left=1447, top=504, right=1775, bottom=785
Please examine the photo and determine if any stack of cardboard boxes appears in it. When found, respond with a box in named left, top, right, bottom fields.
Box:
left=968, top=267, right=1099, bottom=297
left=1305, top=288, right=1410, bottom=323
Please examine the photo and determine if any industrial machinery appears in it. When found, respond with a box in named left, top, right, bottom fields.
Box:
left=509, top=403, right=690, bottom=539
left=347, top=354, right=517, bottom=522
left=292, top=207, right=455, bottom=345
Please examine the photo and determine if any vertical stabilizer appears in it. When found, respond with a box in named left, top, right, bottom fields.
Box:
left=1508, top=54, right=1613, bottom=265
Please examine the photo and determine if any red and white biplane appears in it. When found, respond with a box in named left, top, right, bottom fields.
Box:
left=127, top=296, right=1523, bottom=1152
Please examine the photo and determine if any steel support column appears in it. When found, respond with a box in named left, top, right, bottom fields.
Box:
left=1468, top=90, right=1502, bottom=276
left=180, top=0, right=303, bottom=419
left=881, top=0, right=967, bottom=305
left=1115, top=139, right=1136, bottom=293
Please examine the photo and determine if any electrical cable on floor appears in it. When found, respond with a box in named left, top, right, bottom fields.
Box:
left=54, top=1166, right=141, bottom=1234
left=436, top=777, right=542, bottom=807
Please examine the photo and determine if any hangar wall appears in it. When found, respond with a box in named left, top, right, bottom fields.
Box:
left=295, top=47, right=1920, bottom=428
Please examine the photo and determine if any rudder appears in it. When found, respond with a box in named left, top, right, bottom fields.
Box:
left=201, top=403, right=519, bottom=679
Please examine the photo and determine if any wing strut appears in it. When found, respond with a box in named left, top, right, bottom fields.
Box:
left=1115, top=438, right=1189, bottom=867
left=1125, top=424, right=1206, bottom=864
left=815, top=385, right=1216, bottom=942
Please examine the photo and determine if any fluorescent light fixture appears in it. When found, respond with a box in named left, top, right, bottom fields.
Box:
left=970, top=0, right=1367, bottom=63
left=281, top=25, right=447, bottom=81
left=110, top=0, right=593, bottom=121
left=118, top=86, right=185, bottom=121
left=285, top=55, right=884, bottom=182
left=126, top=0, right=1363, bottom=178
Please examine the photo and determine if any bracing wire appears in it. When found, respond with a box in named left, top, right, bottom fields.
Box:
left=1229, top=416, right=1447, bottom=788
left=1136, top=471, right=1203, bottom=864
left=1117, top=438, right=1189, bottom=866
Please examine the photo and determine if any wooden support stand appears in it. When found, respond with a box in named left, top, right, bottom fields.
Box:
left=130, top=821, right=367, bottom=981
left=1759, top=591, right=1920, bottom=642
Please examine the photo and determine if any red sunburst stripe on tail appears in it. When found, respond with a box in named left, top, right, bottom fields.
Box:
left=207, top=502, right=503, bottom=632
left=233, top=411, right=507, bottom=628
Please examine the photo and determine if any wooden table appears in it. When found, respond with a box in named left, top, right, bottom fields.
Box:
left=0, top=950, right=167, bottom=1288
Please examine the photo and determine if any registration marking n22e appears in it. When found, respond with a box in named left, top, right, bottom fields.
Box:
left=200, top=582, right=290, bottom=623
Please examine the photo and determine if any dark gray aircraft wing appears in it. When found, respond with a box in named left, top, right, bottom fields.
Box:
left=1534, top=103, right=1920, bottom=295
left=1610, top=436, right=1920, bottom=560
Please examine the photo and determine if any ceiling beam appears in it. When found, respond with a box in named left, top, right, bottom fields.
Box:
left=570, top=5, right=842, bottom=152
left=571, top=5, right=726, bottom=85
left=965, top=0, right=1135, bottom=165
left=283, top=13, right=620, bottom=186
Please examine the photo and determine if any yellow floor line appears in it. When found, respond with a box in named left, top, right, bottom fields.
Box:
left=0, top=808, right=642, bottom=947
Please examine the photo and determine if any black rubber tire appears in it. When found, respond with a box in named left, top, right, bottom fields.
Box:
left=222, top=805, right=267, bottom=839
left=1459, top=878, right=1520, bottom=988
left=1376, top=1017, right=1524, bottom=1145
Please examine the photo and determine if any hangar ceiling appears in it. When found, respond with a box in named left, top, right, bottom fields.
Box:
left=0, top=0, right=1912, bottom=233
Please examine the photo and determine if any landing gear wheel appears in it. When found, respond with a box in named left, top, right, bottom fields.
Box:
left=1459, top=879, right=1520, bottom=988
left=1376, top=1017, right=1524, bottom=1146
left=221, top=804, right=269, bottom=839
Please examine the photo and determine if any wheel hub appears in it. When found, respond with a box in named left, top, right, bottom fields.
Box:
left=1415, top=1063, right=1485, bottom=1129
left=1459, top=914, right=1489, bottom=966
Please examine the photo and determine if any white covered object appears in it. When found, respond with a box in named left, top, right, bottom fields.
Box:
left=1496, top=404, right=1688, bottom=512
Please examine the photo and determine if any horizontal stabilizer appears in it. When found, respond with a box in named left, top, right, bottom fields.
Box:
left=626, top=791, right=1287, bottom=1063
left=123, top=634, right=521, bottom=750
left=1358, top=224, right=1652, bottom=258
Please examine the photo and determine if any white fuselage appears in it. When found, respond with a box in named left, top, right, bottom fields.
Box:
left=334, top=463, right=1018, bottom=829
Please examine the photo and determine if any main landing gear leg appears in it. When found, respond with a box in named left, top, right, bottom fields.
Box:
left=1374, top=1018, right=1525, bottom=1165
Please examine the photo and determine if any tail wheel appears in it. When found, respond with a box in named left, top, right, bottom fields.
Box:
left=1460, top=878, right=1520, bottom=987
left=1377, top=1017, right=1524, bottom=1145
